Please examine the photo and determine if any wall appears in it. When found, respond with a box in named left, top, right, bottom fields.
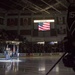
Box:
left=0, top=11, right=67, bottom=42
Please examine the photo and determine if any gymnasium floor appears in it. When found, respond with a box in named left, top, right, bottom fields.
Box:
left=0, top=53, right=75, bottom=75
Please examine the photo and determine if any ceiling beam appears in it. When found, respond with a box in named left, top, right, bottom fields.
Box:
left=9, top=0, right=37, bottom=13
left=44, top=3, right=59, bottom=10
left=22, top=0, right=50, bottom=14
left=27, top=8, right=37, bottom=13
left=41, top=0, right=61, bottom=13
left=10, top=0, right=25, bottom=7
left=56, top=0, right=68, bottom=8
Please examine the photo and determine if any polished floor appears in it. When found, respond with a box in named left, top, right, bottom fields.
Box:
left=0, top=54, right=75, bottom=75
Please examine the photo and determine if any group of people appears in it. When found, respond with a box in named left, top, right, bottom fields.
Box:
left=19, top=42, right=63, bottom=53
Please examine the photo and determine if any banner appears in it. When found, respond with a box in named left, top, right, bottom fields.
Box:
left=0, top=18, right=4, bottom=25
left=20, top=18, right=28, bottom=26
left=7, top=18, right=18, bottom=26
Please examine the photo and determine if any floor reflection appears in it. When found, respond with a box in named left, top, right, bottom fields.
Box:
left=5, top=60, right=19, bottom=74
left=0, top=56, right=75, bottom=75
left=38, top=59, right=45, bottom=74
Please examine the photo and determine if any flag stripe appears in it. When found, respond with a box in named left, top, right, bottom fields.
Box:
left=38, top=22, right=50, bottom=31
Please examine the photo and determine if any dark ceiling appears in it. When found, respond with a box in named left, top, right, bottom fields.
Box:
left=0, top=0, right=69, bottom=14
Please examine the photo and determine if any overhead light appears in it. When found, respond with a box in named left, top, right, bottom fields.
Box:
left=34, top=19, right=55, bottom=23
left=37, top=42, right=45, bottom=44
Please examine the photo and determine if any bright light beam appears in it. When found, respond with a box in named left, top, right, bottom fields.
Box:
left=0, top=58, right=22, bottom=62
left=34, top=19, right=55, bottom=23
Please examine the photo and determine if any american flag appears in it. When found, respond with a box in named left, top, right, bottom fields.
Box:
left=38, top=22, right=50, bottom=31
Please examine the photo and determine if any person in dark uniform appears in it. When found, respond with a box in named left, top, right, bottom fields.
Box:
left=63, top=0, right=75, bottom=71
